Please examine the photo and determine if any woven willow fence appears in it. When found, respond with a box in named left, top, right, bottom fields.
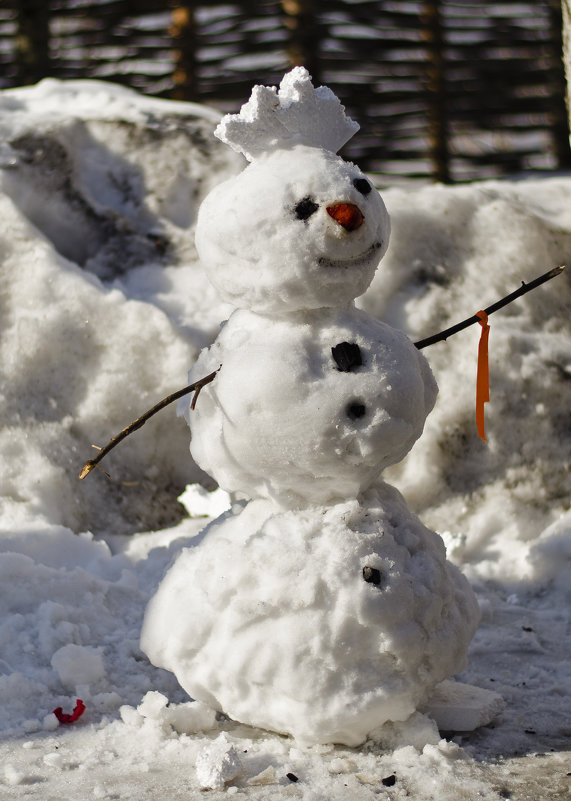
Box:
left=1, top=1, right=569, bottom=182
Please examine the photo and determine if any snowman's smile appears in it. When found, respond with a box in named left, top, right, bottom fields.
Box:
left=318, top=241, right=383, bottom=270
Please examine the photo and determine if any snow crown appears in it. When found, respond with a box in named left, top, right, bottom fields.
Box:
left=215, top=67, right=359, bottom=161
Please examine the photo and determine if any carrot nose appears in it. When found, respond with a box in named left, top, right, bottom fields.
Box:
left=326, top=203, right=364, bottom=231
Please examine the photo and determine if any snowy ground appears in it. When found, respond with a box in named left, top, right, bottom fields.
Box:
left=0, top=80, right=569, bottom=800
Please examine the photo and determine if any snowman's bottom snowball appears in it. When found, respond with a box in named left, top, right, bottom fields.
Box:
left=141, top=483, right=480, bottom=746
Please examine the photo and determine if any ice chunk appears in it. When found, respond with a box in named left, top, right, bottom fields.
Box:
left=247, top=765, right=277, bottom=786
left=421, top=680, right=504, bottom=732
left=195, top=733, right=243, bottom=790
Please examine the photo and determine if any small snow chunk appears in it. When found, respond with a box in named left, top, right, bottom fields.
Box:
left=42, top=713, right=60, bottom=732
left=136, top=690, right=168, bottom=719
left=178, top=484, right=231, bottom=518
left=370, top=712, right=441, bottom=752
left=163, top=700, right=217, bottom=735
left=195, top=733, right=243, bottom=790
left=51, top=644, right=105, bottom=688
left=246, top=765, right=277, bottom=786
left=355, top=772, right=377, bottom=785
left=328, top=757, right=357, bottom=774
left=130, top=692, right=217, bottom=735
left=421, top=680, right=505, bottom=732
left=4, top=764, right=25, bottom=786
left=119, top=705, right=144, bottom=729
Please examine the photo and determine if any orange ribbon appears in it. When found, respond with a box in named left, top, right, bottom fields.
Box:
left=475, top=310, right=490, bottom=442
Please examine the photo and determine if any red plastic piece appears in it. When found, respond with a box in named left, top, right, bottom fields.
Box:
left=53, top=699, right=86, bottom=724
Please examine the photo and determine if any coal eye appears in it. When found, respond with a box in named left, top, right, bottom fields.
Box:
left=346, top=401, right=366, bottom=420
left=294, top=197, right=319, bottom=220
left=353, top=178, right=372, bottom=196
left=363, top=566, right=381, bottom=585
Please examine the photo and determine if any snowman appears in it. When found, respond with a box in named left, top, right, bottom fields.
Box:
left=141, top=68, right=481, bottom=746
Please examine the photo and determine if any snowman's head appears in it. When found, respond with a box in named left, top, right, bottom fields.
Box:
left=195, top=68, right=391, bottom=314
left=196, top=145, right=390, bottom=313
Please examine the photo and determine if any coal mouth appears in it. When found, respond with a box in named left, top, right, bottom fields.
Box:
left=318, top=241, right=383, bottom=269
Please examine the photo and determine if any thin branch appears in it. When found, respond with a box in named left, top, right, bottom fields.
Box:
left=78, top=369, right=219, bottom=480
left=414, top=265, right=566, bottom=350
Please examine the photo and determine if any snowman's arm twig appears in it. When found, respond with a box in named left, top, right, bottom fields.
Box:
left=78, top=370, right=219, bottom=480
left=414, top=265, right=566, bottom=350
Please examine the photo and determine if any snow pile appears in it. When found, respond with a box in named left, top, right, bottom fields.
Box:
left=0, top=77, right=569, bottom=799
left=375, top=179, right=571, bottom=587
left=0, top=78, right=242, bottom=538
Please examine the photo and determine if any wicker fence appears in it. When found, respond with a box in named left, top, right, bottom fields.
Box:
left=1, top=1, right=569, bottom=182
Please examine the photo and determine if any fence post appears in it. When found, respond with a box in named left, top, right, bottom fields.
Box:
left=549, top=0, right=571, bottom=166
left=282, top=0, right=320, bottom=82
left=170, top=3, right=197, bottom=100
left=420, top=0, right=450, bottom=183
left=563, top=0, right=571, bottom=147
left=15, top=0, right=50, bottom=86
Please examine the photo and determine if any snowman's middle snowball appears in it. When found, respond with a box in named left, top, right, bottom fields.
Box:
left=184, top=306, right=437, bottom=507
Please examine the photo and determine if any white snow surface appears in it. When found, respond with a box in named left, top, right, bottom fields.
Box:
left=0, top=79, right=569, bottom=799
